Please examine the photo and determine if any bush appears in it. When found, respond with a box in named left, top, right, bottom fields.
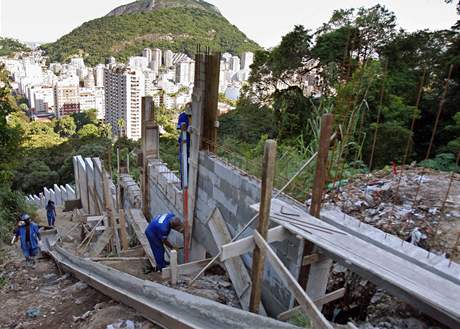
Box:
left=419, top=153, right=460, bottom=173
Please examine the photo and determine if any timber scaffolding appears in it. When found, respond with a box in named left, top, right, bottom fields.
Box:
left=33, top=51, right=460, bottom=329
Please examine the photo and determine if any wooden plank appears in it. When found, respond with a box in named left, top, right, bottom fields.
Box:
left=127, top=208, right=156, bottom=267
left=277, top=288, right=346, bottom=321
left=119, top=246, right=145, bottom=257
left=161, top=257, right=214, bottom=279
left=221, top=226, right=289, bottom=261
left=119, top=209, right=129, bottom=250
left=252, top=231, right=333, bottom=329
left=302, top=254, right=320, bottom=266
left=207, top=208, right=266, bottom=315
left=89, top=228, right=114, bottom=257
left=250, top=140, right=277, bottom=314
left=102, top=169, right=121, bottom=255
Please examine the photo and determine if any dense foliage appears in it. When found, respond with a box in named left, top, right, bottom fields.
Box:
left=41, top=7, right=260, bottom=66
left=219, top=4, right=460, bottom=200
left=0, top=38, right=30, bottom=57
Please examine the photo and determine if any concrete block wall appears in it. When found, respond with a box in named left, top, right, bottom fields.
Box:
left=192, top=151, right=303, bottom=315
left=26, top=184, right=76, bottom=209
left=120, top=174, right=142, bottom=210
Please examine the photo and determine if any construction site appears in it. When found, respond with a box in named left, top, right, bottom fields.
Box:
left=3, top=52, right=460, bottom=329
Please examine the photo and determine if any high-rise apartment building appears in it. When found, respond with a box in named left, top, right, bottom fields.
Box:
left=163, top=50, right=174, bottom=68
left=143, top=48, right=153, bottom=63
left=241, top=52, right=254, bottom=70
left=175, top=59, right=195, bottom=86
left=104, top=66, right=145, bottom=140
left=150, top=48, right=162, bottom=76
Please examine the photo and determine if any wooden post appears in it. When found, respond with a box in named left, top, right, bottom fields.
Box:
left=299, top=113, right=334, bottom=290
left=102, top=168, right=121, bottom=255
left=119, top=209, right=129, bottom=250
left=249, top=140, right=277, bottom=313
left=170, top=250, right=178, bottom=286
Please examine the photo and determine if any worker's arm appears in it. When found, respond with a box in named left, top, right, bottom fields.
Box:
left=163, top=239, right=176, bottom=250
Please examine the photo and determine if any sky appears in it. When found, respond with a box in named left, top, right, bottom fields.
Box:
left=0, top=0, right=458, bottom=48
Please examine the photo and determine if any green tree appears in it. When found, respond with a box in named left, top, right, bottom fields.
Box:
left=78, top=123, right=101, bottom=138
left=55, top=116, right=77, bottom=138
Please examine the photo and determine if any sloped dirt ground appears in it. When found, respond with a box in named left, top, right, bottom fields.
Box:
left=0, top=208, right=157, bottom=329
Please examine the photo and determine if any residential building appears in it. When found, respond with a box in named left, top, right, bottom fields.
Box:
left=54, top=82, right=80, bottom=117
left=104, top=66, right=145, bottom=140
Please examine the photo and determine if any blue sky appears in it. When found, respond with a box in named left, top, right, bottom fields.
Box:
left=0, top=0, right=458, bottom=47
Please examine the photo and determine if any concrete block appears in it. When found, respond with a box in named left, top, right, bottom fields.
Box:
left=66, top=184, right=76, bottom=200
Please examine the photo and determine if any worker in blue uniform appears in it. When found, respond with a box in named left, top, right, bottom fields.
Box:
left=144, top=212, right=183, bottom=272
left=177, top=103, right=192, bottom=187
left=12, top=213, right=41, bottom=265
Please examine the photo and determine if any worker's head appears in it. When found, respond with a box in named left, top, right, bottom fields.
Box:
left=171, top=218, right=184, bottom=233
left=185, top=103, right=192, bottom=116
left=20, top=213, right=31, bottom=224
left=47, top=200, right=54, bottom=206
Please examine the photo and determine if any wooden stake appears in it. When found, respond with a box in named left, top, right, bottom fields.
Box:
left=102, top=169, right=121, bottom=255
left=310, top=114, right=334, bottom=218
left=249, top=140, right=277, bottom=314
left=119, top=209, right=129, bottom=250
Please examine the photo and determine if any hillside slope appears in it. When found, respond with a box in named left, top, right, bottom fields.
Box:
left=41, top=2, right=260, bottom=66
left=0, top=37, right=30, bottom=57
left=107, top=0, right=220, bottom=16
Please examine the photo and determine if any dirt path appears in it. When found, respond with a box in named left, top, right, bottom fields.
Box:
left=0, top=207, right=156, bottom=329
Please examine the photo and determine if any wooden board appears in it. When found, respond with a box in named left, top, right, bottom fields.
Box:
left=207, top=208, right=266, bottom=315
left=127, top=208, right=156, bottom=267
left=252, top=231, right=333, bottom=329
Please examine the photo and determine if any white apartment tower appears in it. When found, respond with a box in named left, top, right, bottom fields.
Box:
left=241, top=52, right=254, bottom=70
left=230, top=56, right=241, bottom=73
left=163, top=50, right=174, bottom=68
left=143, top=48, right=153, bottom=63
left=104, top=66, right=145, bottom=141
left=150, top=48, right=162, bottom=76
left=95, top=64, right=105, bottom=87
left=175, top=59, right=195, bottom=86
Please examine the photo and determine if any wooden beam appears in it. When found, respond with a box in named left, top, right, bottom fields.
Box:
left=119, top=209, right=129, bottom=250
left=299, top=113, right=334, bottom=291
left=302, top=254, right=320, bottom=266
left=161, top=257, right=214, bottom=279
left=220, top=226, right=289, bottom=261
left=90, top=257, right=147, bottom=262
left=252, top=231, right=333, bottom=329
left=250, top=140, right=277, bottom=313
left=277, top=288, right=346, bottom=321
left=102, top=169, right=121, bottom=255
left=119, top=246, right=145, bottom=258
left=126, top=209, right=156, bottom=268
left=207, top=208, right=266, bottom=315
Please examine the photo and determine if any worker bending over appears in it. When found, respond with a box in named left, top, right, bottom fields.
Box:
left=12, top=213, right=41, bottom=265
left=145, top=212, right=183, bottom=272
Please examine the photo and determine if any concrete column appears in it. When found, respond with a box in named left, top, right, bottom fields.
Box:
left=85, top=158, right=96, bottom=215
left=44, top=187, right=51, bottom=204
left=66, top=184, right=76, bottom=200
left=54, top=184, right=63, bottom=206
left=72, top=156, right=80, bottom=199
left=77, top=156, right=89, bottom=213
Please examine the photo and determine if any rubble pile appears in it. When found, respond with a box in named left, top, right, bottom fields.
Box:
left=323, top=165, right=460, bottom=253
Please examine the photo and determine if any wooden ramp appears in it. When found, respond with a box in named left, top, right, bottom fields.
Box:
left=126, top=209, right=156, bottom=267
left=251, top=199, right=460, bottom=329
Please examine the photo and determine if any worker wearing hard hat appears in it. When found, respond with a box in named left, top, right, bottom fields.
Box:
left=11, top=213, right=41, bottom=265
left=145, top=212, right=183, bottom=272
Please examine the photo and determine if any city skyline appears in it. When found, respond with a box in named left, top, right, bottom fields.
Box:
left=1, top=0, right=458, bottom=48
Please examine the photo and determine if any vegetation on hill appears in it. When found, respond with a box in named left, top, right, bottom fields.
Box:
left=0, top=38, right=30, bottom=57
left=106, top=0, right=220, bottom=17
left=217, top=5, right=460, bottom=200
left=41, top=7, right=260, bottom=66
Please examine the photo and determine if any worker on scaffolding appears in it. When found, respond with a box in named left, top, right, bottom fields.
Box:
left=11, top=213, right=41, bottom=266
left=145, top=212, right=184, bottom=272
left=177, top=103, right=192, bottom=188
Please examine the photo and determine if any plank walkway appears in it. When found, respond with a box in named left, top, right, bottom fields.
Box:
left=251, top=199, right=460, bottom=328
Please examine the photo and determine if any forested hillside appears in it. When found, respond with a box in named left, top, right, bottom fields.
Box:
left=0, top=38, right=30, bottom=57
left=41, top=7, right=260, bottom=65
left=218, top=5, right=460, bottom=199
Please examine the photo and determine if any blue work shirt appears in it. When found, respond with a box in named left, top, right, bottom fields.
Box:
left=15, top=223, right=40, bottom=251
left=145, top=213, right=175, bottom=243
left=177, top=112, right=191, bottom=154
